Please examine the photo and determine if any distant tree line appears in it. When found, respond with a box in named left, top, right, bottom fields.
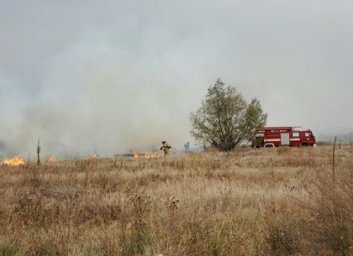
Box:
left=318, top=132, right=353, bottom=143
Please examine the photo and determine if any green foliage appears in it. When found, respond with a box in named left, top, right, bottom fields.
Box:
left=122, top=194, right=153, bottom=256
left=0, top=244, right=14, bottom=256
left=123, top=227, right=152, bottom=256
left=265, top=222, right=298, bottom=256
left=190, top=79, right=267, bottom=151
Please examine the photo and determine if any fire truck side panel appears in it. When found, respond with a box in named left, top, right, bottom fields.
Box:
left=254, top=127, right=316, bottom=147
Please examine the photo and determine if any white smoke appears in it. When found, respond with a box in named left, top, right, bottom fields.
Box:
left=1, top=31, right=200, bottom=157
left=1, top=0, right=353, bottom=158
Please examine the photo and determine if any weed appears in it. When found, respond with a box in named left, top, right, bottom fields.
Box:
left=0, top=244, right=14, bottom=256
left=0, top=145, right=351, bottom=255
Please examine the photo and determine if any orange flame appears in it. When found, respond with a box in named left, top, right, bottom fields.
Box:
left=133, top=151, right=161, bottom=159
left=1, top=156, right=25, bottom=166
left=48, top=156, right=57, bottom=162
left=144, top=151, right=161, bottom=159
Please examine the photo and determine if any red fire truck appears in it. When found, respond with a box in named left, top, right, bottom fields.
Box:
left=252, top=127, right=316, bottom=147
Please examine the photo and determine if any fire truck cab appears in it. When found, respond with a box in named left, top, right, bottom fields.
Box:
left=253, top=127, right=316, bottom=148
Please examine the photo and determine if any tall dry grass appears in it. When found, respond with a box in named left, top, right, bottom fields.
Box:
left=0, top=145, right=352, bottom=255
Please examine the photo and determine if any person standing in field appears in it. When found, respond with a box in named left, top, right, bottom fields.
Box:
left=160, top=141, right=171, bottom=156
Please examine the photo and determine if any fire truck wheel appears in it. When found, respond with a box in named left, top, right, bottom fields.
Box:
left=264, top=143, right=275, bottom=148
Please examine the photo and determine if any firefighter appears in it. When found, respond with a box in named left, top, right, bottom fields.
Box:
left=160, top=141, right=171, bottom=155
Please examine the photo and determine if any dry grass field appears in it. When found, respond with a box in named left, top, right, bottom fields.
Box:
left=1, top=145, right=353, bottom=255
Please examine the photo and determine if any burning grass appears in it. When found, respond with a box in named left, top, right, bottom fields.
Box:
left=1, top=156, right=25, bottom=167
left=0, top=145, right=352, bottom=255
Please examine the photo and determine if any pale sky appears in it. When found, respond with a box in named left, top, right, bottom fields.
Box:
left=1, top=0, right=353, bottom=156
